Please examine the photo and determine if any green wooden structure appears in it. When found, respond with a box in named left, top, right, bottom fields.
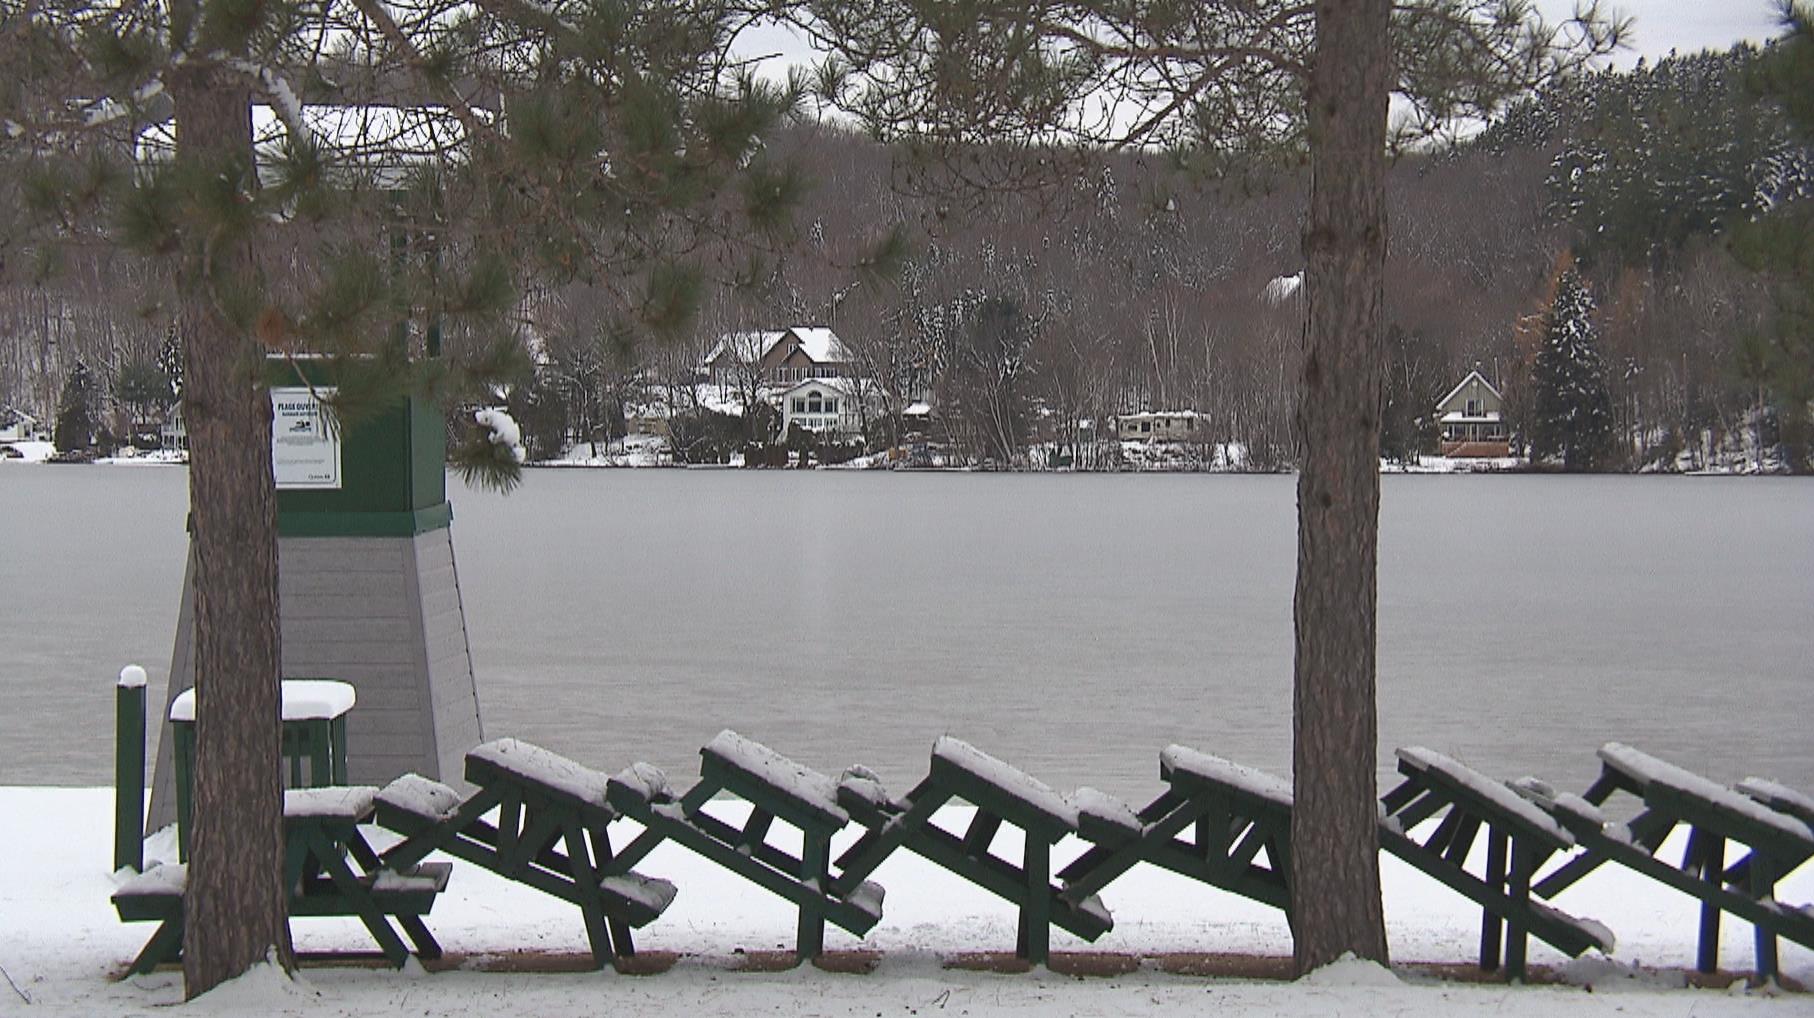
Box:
left=1379, top=747, right=1610, bottom=978
left=1058, top=745, right=1611, bottom=980
left=114, top=670, right=147, bottom=874
left=604, top=731, right=885, bottom=962
left=377, top=739, right=677, bottom=968
left=1514, top=743, right=1814, bottom=979
left=167, top=679, right=354, bottom=861
left=112, top=786, right=450, bottom=973
left=1059, top=745, right=1296, bottom=916
left=831, top=737, right=1112, bottom=965
left=271, top=359, right=452, bottom=539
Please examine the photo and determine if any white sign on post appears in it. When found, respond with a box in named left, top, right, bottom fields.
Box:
left=271, top=387, right=342, bottom=490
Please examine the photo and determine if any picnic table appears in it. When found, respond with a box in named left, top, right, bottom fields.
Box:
left=604, top=731, right=884, bottom=962
left=112, top=785, right=450, bottom=973
left=377, top=739, right=676, bottom=968
left=831, top=737, right=1112, bottom=965
left=1058, top=745, right=1611, bottom=980
left=169, top=679, right=355, bottom=860
left=1513, top=743, right=1814, bottom=979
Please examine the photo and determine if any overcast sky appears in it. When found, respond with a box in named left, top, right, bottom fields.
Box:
left=735, top=4, right=1796, bottom=73
left=1541, top=0, right=1791, bottom=64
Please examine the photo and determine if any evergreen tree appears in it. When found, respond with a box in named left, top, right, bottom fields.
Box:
left=1729, top=2, right=1814, bottom=470
left=116, top=357, right=176, bottom=443
left=4, top=0, right=805, bottom=996
left=53, top=360, right=99, bottom=451
left=1530, top=268, right=1616, bottom=470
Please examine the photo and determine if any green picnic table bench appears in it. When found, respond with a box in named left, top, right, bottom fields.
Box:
left=375, top=739, right=677, bottom=969
left=1058, top=745, right=1296, bottom=915
left=1381, top=747, right=1612, bottom=978
left=1058, top=745, right=1611, bottom=980
left=1512, top=743, right=1814, bottom=979
left=112, top=786, right=450, bottom=974
left=830, top=736, right=1112, bottom=966
left=602, top=730, right=884, bottom=963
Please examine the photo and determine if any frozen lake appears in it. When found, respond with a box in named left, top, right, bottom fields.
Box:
left=1, top=465, right=1809, bottom=800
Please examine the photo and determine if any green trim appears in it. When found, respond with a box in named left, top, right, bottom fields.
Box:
left=278, top=501, right=453, bottom=537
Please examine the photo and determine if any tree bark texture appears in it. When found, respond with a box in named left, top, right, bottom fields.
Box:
left=1290, top=0, right=1392, bottom=975
left=171, top=63, right=294, bottom=998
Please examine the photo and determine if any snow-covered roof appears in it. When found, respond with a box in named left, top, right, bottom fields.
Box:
left=701, top=327, right=851, bottom=368
left=702, top=331, right=787, bottom=367
left=1439, top=410, right=1503, bottom=423
left=1116, top=410, right=1201, bottom=422
left=789, top=327, right=850, bottom=364
left=904, top=401, right=933, bottom=416
left=1435, top=370, right=1503, bottom=412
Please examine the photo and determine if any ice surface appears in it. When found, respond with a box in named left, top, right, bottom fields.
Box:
left=469, top=739, right=611, bottom=808
left=932, top=737, right=1076, bottom=828
left=703, top=730, right=845, bottom=822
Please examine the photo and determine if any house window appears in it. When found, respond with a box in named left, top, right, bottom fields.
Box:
left=808, top=394, right=823, bottom=413
left=1466, top=398, right=1482, bottom=415
left=826, top=398, right=839, bottom=414
left=792, top=398, right=806, bottom=413
left=1141, top=421, right=1151, bottom=433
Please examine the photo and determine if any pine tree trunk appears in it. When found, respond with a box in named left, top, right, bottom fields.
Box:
left=1290, top=0, right=1392, bottom=975
left=171, top=61, right=294, bottom=999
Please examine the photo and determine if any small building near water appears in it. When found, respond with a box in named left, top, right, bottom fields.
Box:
left=1435, top=370, right=1509, bottom=457
left=1113, top=410, right=1203, bottom=442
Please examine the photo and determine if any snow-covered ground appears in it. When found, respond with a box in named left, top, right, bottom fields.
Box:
left=4, top=787, right=1807, bottom=1017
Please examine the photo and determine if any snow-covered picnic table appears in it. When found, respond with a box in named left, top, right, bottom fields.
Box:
left=113, top=784, right=449, bottom=973
left=1514, top=742, right=1814, bottom=980
left=375, top=739, right=677, bottom=968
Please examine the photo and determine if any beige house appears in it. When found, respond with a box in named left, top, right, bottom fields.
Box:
left=701, top=327, right=853, bottom=389
left=1435, top=370, right=1509, bottom=457
left=1113, top=410, right=1204, bottom=442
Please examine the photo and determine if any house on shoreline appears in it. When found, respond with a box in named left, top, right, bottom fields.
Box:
left=1112, top=410, right=1204, bottom=442
left=1435, top=370, right=1510, bottom=457
left=701, top=327, right=854, bottom=389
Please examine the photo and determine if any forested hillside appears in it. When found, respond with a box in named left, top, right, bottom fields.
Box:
left=5, top=42, right=1808, bottom=470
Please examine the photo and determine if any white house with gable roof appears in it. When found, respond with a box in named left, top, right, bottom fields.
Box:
left=1434, top=369, right=1510, bottom=457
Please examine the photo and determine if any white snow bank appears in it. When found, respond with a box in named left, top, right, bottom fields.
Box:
left=1300, top=951, right=1402, bottom=987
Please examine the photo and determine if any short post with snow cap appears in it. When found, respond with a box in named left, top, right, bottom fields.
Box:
left=114, top=664, right=148, bottom=873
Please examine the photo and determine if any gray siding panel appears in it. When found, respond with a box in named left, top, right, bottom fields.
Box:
left=148, top=529, right=485, bottom=828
